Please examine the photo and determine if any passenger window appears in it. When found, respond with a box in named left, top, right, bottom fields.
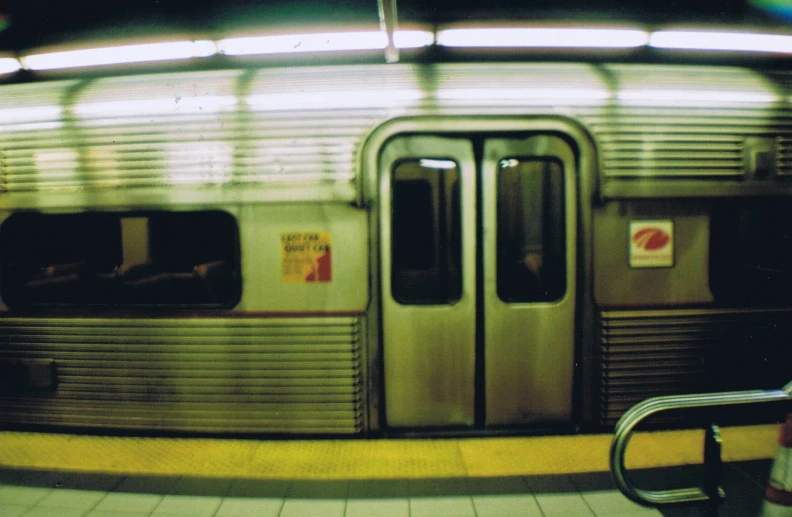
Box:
left=497, top=158, right=566, bottom=303
left=391, top=159, right=461, bottom=305
left=710, top=200, right=792, bottom=306
left=0, top=211, right=241, bottom=309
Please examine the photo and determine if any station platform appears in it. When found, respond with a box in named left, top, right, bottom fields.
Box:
left=0, top=424, right=781, bottom=517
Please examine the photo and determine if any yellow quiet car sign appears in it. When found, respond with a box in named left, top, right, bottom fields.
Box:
left=281, top=232, right=332, bottom=283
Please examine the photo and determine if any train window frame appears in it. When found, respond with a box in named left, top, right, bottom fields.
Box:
left=0, top=210, right=242, bottom=310
left=390, top=158, right=463, bottom=306
left=495, top=156, right=567, bottom=304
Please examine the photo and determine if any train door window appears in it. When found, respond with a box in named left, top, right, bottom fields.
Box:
left=496, top=158, right=566, bottom=303
left=0, top=211, right=241, bottom=309
left=710, top=200, right=792, bottom=306
left=391, top=158, right=462, bottom=305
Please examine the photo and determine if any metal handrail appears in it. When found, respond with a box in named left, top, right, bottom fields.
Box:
left=610, top=380, right=792, bottom=508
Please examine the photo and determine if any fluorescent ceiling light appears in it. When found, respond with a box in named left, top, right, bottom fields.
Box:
left=21, top=41, right=217, bottom=71
left=218, top=30, right=432, bottom=55
left=650, top=31, right=792, bottom=53
left=437, top=28, right=649, bottom=48
left=618, top=89, right=778, bottom=104
left=0, top=57, right=21, bottom=74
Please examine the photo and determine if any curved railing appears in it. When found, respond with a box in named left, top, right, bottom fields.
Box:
left=610, top=380, right=792, bottom=507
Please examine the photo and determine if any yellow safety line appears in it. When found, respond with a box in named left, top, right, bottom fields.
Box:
left=0, top=425, right=780, bottom=479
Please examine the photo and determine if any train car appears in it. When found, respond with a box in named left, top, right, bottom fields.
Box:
left=0, top=25, right=790, bottom=436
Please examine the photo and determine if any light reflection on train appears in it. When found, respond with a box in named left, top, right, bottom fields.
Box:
left=0, top=58, right=790, bottom=436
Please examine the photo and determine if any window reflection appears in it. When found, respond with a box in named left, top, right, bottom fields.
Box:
left=710, top=200, right=792, bottom=306
left=391, top=159, right=461, bottom=305
left=0, top=211, right=241, bottom=308
left=497, top=158, right=566, bottom=303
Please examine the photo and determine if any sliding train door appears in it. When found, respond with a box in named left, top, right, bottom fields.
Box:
left=380, top=137, right=477, bottom=427
left=380, top=134, right=576, bottom=428
left=481, top=137, right=576, bottom=425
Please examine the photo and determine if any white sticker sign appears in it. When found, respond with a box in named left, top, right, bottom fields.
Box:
left=629, top=220, right=674, bottom=268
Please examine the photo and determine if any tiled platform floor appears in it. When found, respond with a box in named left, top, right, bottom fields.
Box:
left=0, top=460, right=771, bottom=517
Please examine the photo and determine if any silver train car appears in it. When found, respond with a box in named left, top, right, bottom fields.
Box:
left=0, top=53, right=790, bottom=435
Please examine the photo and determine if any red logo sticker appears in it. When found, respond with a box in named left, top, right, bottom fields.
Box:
left=631, top=227, right=670, bottom=251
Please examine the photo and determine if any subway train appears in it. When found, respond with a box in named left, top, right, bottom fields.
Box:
left=0, top=28, right=790, bottom=436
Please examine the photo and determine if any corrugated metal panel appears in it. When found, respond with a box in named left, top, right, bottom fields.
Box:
left=0, top=316, right=363, bottom=433
left=593, top=66, right=790, bottom=180
left=592, top=108, right=792, bottom=179
left=0, top=63, right=791, bottom=204
left=599, top=308, right=792, bottom=427
left=0, top=70, right=380, bottom=201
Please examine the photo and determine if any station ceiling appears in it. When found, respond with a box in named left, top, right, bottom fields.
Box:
left=0, top=0, right=788, bottom=52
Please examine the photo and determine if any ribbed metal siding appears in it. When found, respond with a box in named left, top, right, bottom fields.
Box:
left=0, top=69, right=387, bottom=198
left=2, top=64, right=790, bottom=202
left=0, top=316, right=363, bottom=434
left=592, top=66, right=792, bottom=179
left=593, top=107, right=792, bottom=179
left=599, top=308, right=792, bottom=427
left=595, top=114, right=747, bottom=178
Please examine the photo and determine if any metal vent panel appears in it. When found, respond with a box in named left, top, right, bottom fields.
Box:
left=592, top=109, right=792, bottom=179
left=0, top=316, right=363, bottom=434
left=599, top=308, right=792, bottom=427
left=595, top=66, right=791, bottom=180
